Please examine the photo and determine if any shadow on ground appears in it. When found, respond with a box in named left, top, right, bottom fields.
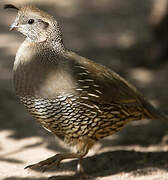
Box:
left=3, top=150, right=168, bottom=179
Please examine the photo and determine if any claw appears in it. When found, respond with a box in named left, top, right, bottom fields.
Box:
left=24, top=154, right=61, bottom=171
left=24, top=163, right=41, bottom=169
left=42, top=166, right=47, bottom=172
left=24, top=164, right=35, bottom=169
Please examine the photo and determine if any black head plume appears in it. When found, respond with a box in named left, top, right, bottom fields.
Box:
left=4, top=4, right=19, bottom=11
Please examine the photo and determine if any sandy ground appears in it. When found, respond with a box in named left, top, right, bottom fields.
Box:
left=1, top=0, right=168, bottom=179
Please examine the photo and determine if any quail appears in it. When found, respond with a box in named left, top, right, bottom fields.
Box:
left=5, top=4, right=167, bottom=173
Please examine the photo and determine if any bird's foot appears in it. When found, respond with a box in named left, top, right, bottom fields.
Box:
left=25, top=151, right=88, bottom=173
left=25, top=154, right=63, bottom=172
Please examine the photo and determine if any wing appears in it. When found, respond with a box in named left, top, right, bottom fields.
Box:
left=64, top=51, right=166, bottom=121
left=65, top=51, right=143, bottom=103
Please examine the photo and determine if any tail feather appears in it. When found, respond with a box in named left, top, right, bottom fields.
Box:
left=142, top=99, right=168, bottom=122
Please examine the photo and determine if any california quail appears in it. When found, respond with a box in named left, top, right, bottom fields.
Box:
left=5, top=4, right=167, bottom=173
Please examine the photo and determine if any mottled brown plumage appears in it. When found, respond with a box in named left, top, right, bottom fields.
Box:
left=6, top=4, right=167, bottom=173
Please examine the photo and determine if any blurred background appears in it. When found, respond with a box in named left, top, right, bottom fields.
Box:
left=1, top=0, right=168, bottom=179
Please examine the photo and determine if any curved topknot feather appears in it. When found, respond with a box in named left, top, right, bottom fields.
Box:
left=4, top=4, right=19, bottom=11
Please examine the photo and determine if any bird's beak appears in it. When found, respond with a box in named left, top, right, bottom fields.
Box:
left=9, top=22, right=18, bottom=31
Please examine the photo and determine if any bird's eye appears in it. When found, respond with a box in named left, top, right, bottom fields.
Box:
left=28, top=19, right=34, bottom=25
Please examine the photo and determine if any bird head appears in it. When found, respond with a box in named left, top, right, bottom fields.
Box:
left=4, top=4, right=62, bottom=43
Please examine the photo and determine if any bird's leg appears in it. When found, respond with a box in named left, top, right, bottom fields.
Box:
left=77, top=157, right=84, bottom=173
left=25, top=150, right=88, bottom=172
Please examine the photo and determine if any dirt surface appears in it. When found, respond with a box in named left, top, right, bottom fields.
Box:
left=1, top=0, right=168, bottom=179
